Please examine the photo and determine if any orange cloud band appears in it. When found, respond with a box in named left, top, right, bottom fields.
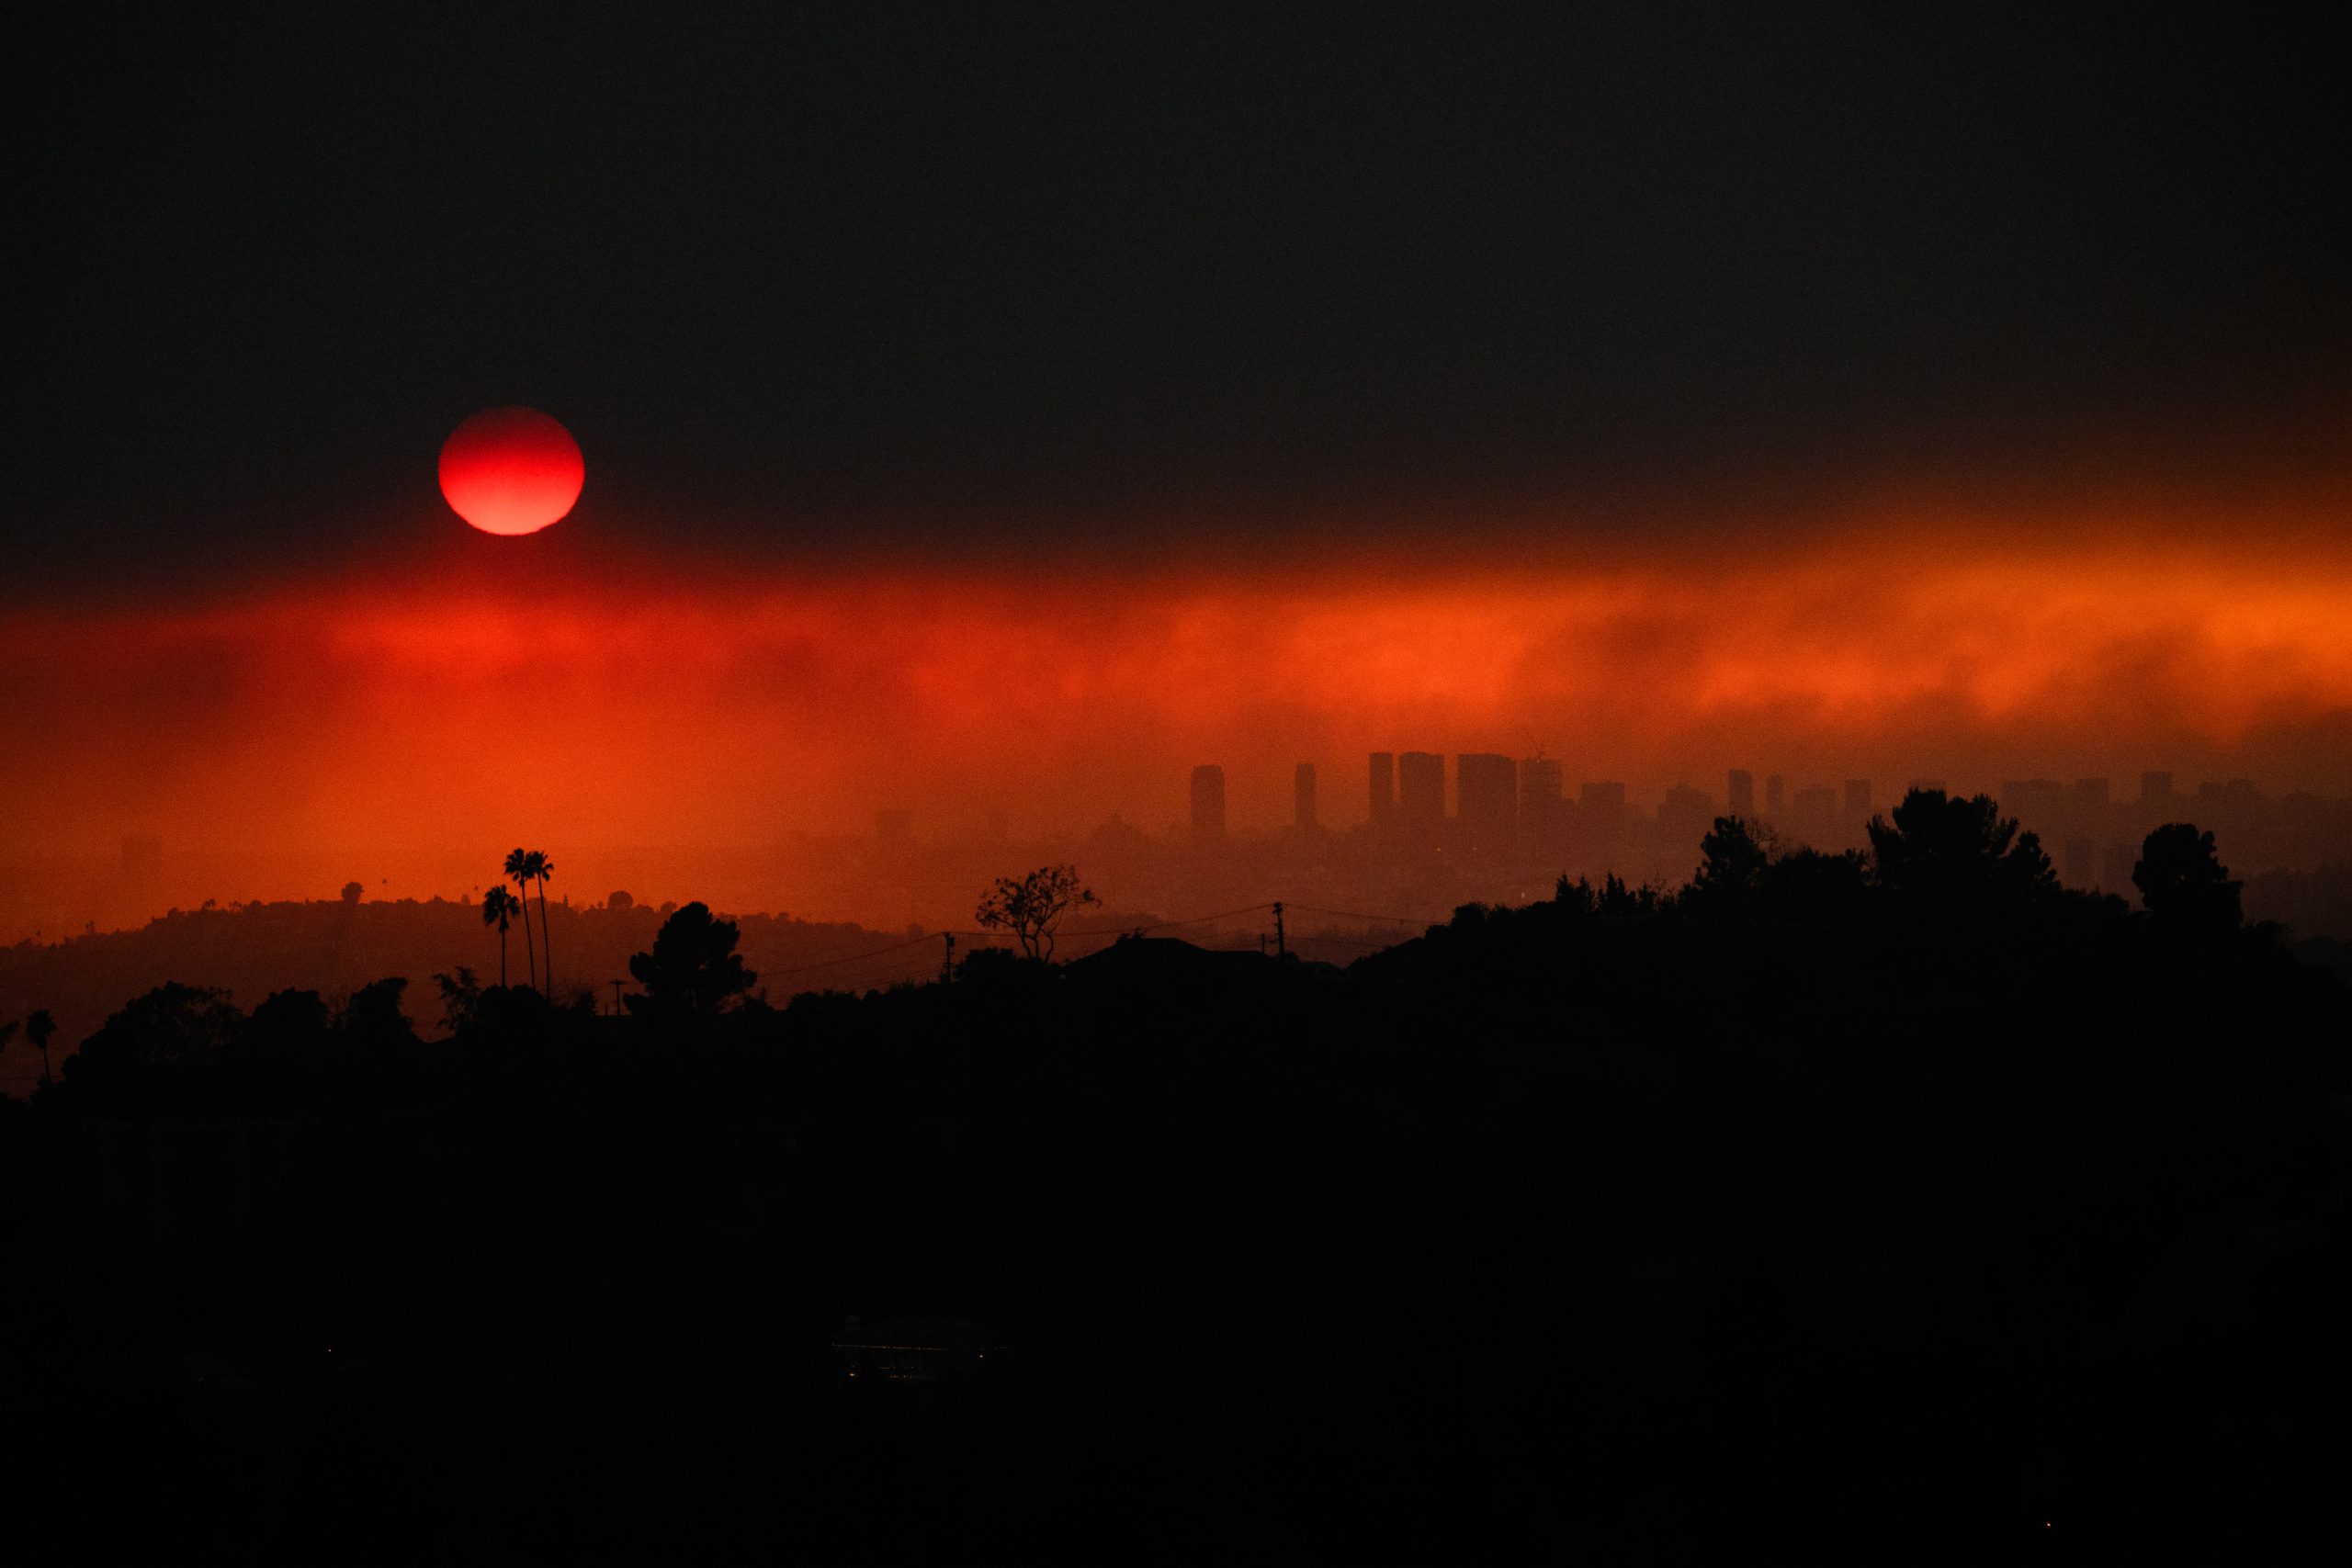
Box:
left=6, top=527, right=2352, bottom=866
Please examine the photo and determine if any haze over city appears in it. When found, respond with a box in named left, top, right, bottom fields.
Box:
left=7, top=6, right=2352, bottom=1558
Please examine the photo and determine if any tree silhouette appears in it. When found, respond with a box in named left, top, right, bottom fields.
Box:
left=251, top=987, right=329, bottom=1039
left=503, top=848, right=538, bottom=991
left=2133, top=823, right=2242, bottom=930
left=626, top=902, right=757, bottom=1018
left=1690, top=815, right=1773, bottom=911
left=26, top=1009, right=55, bottom=1083
left=481, top=886, right=522, bottom=987
left=343, top=976, right=414, bottom=1045
left=433, top=968, right=483, bottom=1034
left=1867, top=789, right=2056, bottom=908
left=976, top=865, right=1098, bottom=961
left=1758, top=847, right=1871, bottom=922
left=67, top=983, right=240, bottom=1080
left=341, top=880, right=364, bottom=906
left=525, top=850, right=555, bottom=997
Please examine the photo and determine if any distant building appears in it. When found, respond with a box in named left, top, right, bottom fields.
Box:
left=2104, top=842, right=2136, bottom=893
left=1190, top=764, right=1227, bottom=841
left=1369, top=752, right=1396, bottom=829
left=1765, top=773, right=1785, bottom=816
left=2140, top=770, right=2175, bottom=811
left=1658, top=784, right=1713, bottom=842
left=1727, top=769, right=1755, bottom=818
left=832, top=1314, right=1009, bottom=1390
left=1580, top=781, right=1629, bottom=839
left=1520, top=756, right=1564, bottom=839
left=2002, top=779, right=2070, bottom=825
left=1792, top=784, right=1838, bottom=829
left=1456, top=753, right=1518, bottom=850
left=2064, top=837, right=2096, bottom=887
left=1398, top=752, right=1445, bottom=840
left=1294, top=762, right=1318, bottom=831
left=1843, top=779, right=1871, bottom=816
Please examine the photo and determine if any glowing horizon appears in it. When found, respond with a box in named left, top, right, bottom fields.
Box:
left=9, top=494, right=2352, bottom=896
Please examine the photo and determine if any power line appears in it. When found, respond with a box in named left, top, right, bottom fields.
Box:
left=765, top=931, right=952, bottom=977
left=1059, top=902, right=1273, bottom=939
left=1281, top=901, right=1435, bottom=926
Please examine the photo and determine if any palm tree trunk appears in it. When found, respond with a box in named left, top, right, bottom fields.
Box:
left=498, top=921, right=509, bottom=988
left=537, top=881, right=553, bottom=998
left=517, top=881, right=537, bottom=990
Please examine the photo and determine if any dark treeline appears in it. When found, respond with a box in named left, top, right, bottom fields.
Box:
left=4, top=794, right=2348, bottom=1558
left=0, top=895, right=926, bottom=1095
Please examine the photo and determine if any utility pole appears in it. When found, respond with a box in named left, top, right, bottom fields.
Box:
left=609, top=979, right=623, bottom=1016
left=1272, top=900, right=1285, bottom=959
left=941, top=932, right=956, bottom=985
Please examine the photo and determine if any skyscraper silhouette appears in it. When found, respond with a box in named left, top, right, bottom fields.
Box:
left=1398, top=752, right=1445, bottom=842
left=1191, top=764, right=1227, bottom=841
left=1727, top=768, right=1755, bottom=818
left=1456, top=753, right=1517, bottom=852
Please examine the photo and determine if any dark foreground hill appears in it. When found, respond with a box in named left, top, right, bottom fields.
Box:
left=6, top=867, right=2350, bottom=1560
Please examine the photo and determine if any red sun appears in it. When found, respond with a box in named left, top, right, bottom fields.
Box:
left=438, top=407, right=584, bottom=536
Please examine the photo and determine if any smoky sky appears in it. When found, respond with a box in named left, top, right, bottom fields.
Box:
left=7, top=2, right=2345, bottom=588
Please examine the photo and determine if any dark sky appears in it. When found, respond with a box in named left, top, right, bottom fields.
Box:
left=8, top=2, right=2345, bottom=587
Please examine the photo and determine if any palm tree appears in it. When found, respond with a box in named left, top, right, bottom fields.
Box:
left=503, top=849, right=538, bottom=990
left=524, top=851, right=555, bottom=996
left=481, top=886, right=522, bottom=987
left=26, top=1009, right=55, bottom=1084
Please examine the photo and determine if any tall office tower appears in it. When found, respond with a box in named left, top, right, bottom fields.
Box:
left=1520, top=756, right=1564, bottom=814
left=1398, top=751, right=1446, bottom=840
left=1793, top=784, right=1838, bottom=828
left=2003, top=779, right=2069, bottom=827
left=1294, top=762, right=1318, bottom=830
left=1456, top=753, right=1519, bottom=850
left=1765, top=773, right=1785, bottom=815
left=1190, top=764, right=1227, bottom=841
left=1369, top=752, right=1396, bottom=829
left=1844, top=779, right=1871, bottom=816
left=1727, top=769, right=1755, bottom=818
left=1658, top=784, right=1713, bottom=842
